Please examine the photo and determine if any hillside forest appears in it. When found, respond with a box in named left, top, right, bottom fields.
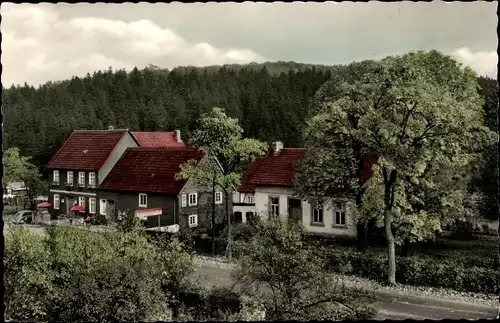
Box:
left=2, top=61, right=498, bottom=219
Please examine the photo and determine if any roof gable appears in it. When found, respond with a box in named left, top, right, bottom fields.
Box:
left=100, top=147, right=205, bottom=194
left=46, top=130, right=128, bottom=171
left=131, top=132, right=186, bottom=148
left=240, top=148, right=306, bottom=192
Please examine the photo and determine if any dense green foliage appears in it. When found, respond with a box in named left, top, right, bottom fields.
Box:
left=232, top=218, right=376, bottom=320
left=4, top=226, right=212, bottom=321
left=325, top=247, right=498, bottom=294
left=3, top=62, right=332, bottom=169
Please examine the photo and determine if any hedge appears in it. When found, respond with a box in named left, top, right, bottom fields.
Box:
left=326, top=248, right=498, bottom=294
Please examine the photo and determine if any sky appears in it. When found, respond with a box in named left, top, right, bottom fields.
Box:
left=1, top=1, right=498, bottom=87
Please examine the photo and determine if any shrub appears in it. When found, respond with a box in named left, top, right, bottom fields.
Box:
left=233, top=218, right=376, bottom=320
left=325, top=247, right=498, bottom=294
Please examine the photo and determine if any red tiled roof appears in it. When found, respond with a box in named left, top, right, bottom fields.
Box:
left=46, top=130, right=128, bottom=171
left=131, top=132, right=186, bottom=148
left=239, top=148, right=307, bottom=192
left=100, top=147, right=205, bottom=194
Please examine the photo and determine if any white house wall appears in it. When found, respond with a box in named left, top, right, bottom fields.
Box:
left=246, top=186, right=356, bottom=238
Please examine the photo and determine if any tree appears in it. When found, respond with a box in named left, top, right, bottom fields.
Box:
left=232, top=218, right=375, bottom=320
left=3, top=147, right=46, bottom=210
left=177, top=107, right=267, bottom=261
left=295, top=50, right=495, bottom=285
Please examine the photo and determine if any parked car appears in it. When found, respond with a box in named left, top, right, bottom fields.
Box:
left=11, top=210, right=34, bottom=224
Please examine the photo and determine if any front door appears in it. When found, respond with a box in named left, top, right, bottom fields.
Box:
left=66, top=197, right=75, bottom=216
left=288, top=198, right=302, bottom=223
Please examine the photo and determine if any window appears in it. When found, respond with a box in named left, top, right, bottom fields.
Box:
left=78, top=172, right=85, bottom=186
left=78, top=196, right=86, bottom=209
left=54, top=194, right=60, bottom=209
left=269, top=196, right=279, bottom=217
left=215, top=192, right=222, bottom=204
left=66, top=171, right=73, bottom=185
left=53, top=170, right=60, bottom=184
left=139, top=193, right=147, bottom=207
left=188, top=214, right=198, bottom=227
left=88, top=172, right=96, bottom=187
left=312, top=207, right=324, bottom=224
left=334, top=203, right=346, bottom=225
left=89, top=198, right=96, bottom=214
left=246, top=212, right=255, bottom=224
left=181, top=194, right=187, bottom=207
left=247, top=195, right=254, bottom=204
left=100, top=199, right=107, bottom=215
left=188, top=193, right=198, bottom=206
left=234, top=212, right=242, bottom=223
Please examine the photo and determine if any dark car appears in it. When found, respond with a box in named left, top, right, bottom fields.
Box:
left=11, top=210, right=34, bottom=225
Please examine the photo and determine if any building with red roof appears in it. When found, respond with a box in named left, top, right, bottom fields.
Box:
left=233, top=141, right=357, bottom=238
left=46, top=129, right=139, bottom=218
left=130, top=130, right=186, bottom=148
left=99, top=147, right=225, bottom=230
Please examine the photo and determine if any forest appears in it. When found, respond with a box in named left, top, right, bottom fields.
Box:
left=2, top=61, right=498, bottom=218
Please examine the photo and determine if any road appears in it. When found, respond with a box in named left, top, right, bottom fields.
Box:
left=194, top=262, right=498, bottom=320
left=4, top=222, right=498, bottom=320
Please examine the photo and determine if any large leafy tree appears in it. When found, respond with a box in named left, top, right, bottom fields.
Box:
left=177, top=107, right=267, bottom=261
left=295, top=50, right=495, bottom=285
left=3, top=147, right=47, bottom=210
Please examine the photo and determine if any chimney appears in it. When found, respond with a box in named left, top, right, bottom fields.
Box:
left=272, top=141, right=283, bottom=154
left=108, top=125, right=114, bottom=130
left=175, top=129, right=181, bottom=143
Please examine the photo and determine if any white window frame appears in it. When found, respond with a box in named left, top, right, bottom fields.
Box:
left=181, top=194, right=187, bottom=207
left=247, top=195, right=254, bottom=204
left=312, top=207, right=324, bottom=224
left=139, top=193, right=147, bottom=207
left=53, top=170, right=60, bottom=184
left=78, top=196, right=86, bottom=209
left=188, top=192, right=198, bottom=206
left=188, top=214, right=198, bottom=227
left=78, top=172, right=85, bottom=186
left=215, top=192, right=222, bottom=204
left=100, top=199, right=107, bottom=215
left=89, top=197, right=96, bottom=214
left=66, top=171, right=73, bottom=185
left=269, top=196, right=280, bottom=217
left=88, top=172, right=96, bottom=187
left=334, top=202, right=346, bottom=226
left=53, top=194, right=60, bottom=209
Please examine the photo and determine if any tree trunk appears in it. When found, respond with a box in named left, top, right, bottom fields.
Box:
left=225, top=190, right=232, bottom=262
left=383, top=168, right=397, bottom=286
left=212, top=173, right=216, bottom=256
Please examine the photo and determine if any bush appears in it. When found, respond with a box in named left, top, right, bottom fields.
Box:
left=325, top=247, right=498, bottom=294
left=233, top=218, right=376, bottom=320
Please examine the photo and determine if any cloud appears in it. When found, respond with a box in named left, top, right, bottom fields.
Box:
left=450, top=47, right=498, bottom=78
left=1, top=5, right=267, bottom=86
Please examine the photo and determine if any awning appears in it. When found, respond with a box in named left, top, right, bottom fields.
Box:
left=37, top=201, right=53, bottom=208
left=71, top=205, right=85, bottom=212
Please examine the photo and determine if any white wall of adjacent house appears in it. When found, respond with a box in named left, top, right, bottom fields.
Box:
left=98, top=132, right=139, bottom=185
left=238, top=186, right=356, bottom=238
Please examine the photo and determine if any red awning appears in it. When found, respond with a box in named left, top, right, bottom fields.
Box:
left=37, top=201, right=53, bottom=208
left=70, top=205, right=85, bottom=212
